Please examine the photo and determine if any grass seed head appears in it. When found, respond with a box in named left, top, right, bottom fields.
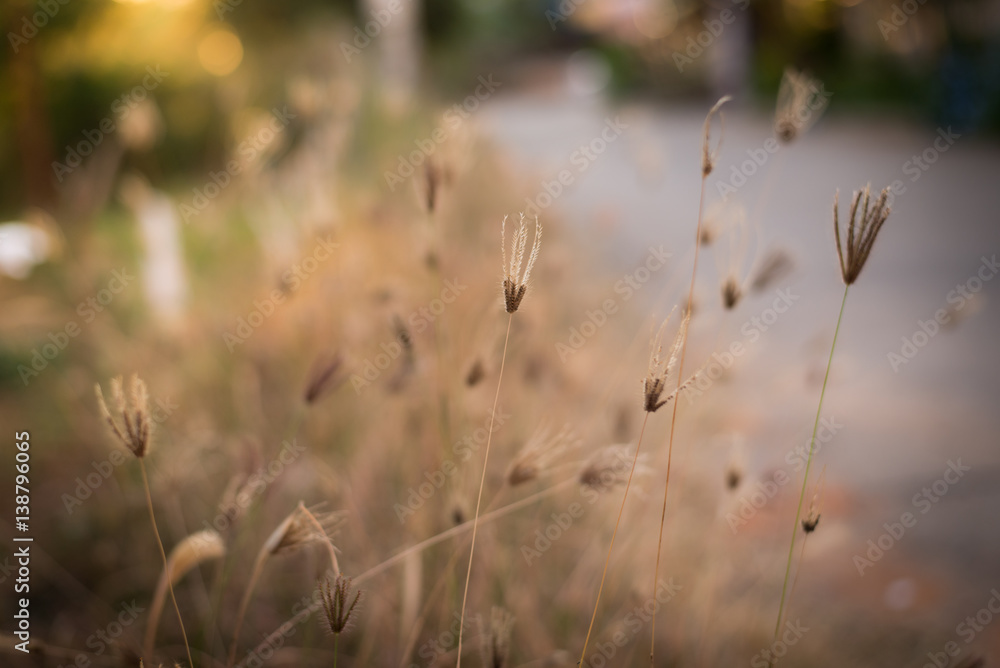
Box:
left=579, top=445, right=641, bottom=491
left=701, top=96, right=731, bottom=177
left=722, top=276, right=742, bottom=310
left=479, top=607, right=514, bottom=668
left=502, top=213, right=542, bottom=313
left=774, top=68, right=828, bottom=144
left=264, top=502, right=341, bottom=557
left=506, top=423, right=581, bottom=486
left=834, top=184, right=892, bottom=285
left=643, top=313, right=688, bottom=413
left=319, top=574, right=362, bottom=635
left=750, top=247, right=795, bottom=292
left=95, top=374, right=153, bottom=458
left=304, top=352, right=345, bottom=404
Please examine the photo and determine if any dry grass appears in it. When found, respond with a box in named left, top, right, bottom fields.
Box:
left=7, top=65, right=943, bottom=668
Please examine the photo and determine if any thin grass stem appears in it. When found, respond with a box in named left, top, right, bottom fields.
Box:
left=770, top=284, right=849, bottom=659
left=580, top=411, right=651, bottom=666
left=455, top=312, right=513, bottom=667
left=140, top=459, right=194, bottom=668
left=650, top=175, right=707, bottom=664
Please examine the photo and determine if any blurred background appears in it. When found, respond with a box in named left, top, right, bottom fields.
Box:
left=2, top=0, right=1000, bottom=666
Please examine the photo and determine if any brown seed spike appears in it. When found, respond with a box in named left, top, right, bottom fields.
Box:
left=95, top=375, right=153, bottom=458
left=774, top=69, right=829, bottom=145
left=319, top=574, right=362, bottom=635
left=501, top=214, right=542, bottom=313
left=833, top=184, right=891, bottom=285
left=701, top=96, right=731, bottom=177
left=643, top=313, right=689, bottom=413
left=722, top=276, right=741, bottom=310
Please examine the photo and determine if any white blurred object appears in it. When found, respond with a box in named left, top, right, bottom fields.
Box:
left=566, top=49, right=612, bottom=97
left=364, top=0, right=421, bottom=109
left=120, top=175, right=188, bottom=327
left=0, top=210, right=62, bottom=279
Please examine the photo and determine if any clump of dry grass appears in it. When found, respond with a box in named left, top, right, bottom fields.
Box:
left=96, top=375, right=194, bottom=668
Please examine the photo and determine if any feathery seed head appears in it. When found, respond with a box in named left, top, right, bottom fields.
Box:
left=643, top=313, right=688, bottom=413
left=479, top=607, right=514, bottom=668
left=833, top=184, right=891, bottom=285
left=774, top=68, right=829, bottom=144
left=501, top=214, right=542, bottom=313
left=579, top=445, right=642, bottom=491
left=95, top=374, right=153, bottom=458
left=701, top=96, right=731, bottom=176
left=263, top=502, right=342, bottom=558
left=319, top=574, right=362, bottom=635
left=506, top=423, right=581, bottom=486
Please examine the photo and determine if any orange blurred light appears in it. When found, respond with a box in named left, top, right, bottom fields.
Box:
left=197, top=28, right=243, bottom=77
